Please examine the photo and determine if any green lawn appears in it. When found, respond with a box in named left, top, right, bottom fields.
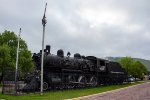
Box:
left=0, top=82, right=144, bottom=100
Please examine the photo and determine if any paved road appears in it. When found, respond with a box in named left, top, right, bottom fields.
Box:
left=80, top=82, right=150, bottom=100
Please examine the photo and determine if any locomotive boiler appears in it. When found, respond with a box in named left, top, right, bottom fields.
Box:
left=23, top=45, right=128, bottom=91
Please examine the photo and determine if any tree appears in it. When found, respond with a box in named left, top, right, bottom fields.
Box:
left=118, top=57, right=134, bottom=75
left=118, top=57, right=148, bottom=79
left=0, top=30, right=34, bottom=82
left=132, top=61, right=148, bottom=79
left=0, top=44, right=14, bottom=82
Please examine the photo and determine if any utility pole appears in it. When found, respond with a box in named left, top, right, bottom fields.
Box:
left=41, top=3, right=47, bottom=95
left=15, top=28, right=21, bottom=95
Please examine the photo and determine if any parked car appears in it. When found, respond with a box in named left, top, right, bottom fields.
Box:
left=135, top=78, right=141, bottom=81
left=127, top=75, right=135, bottom=82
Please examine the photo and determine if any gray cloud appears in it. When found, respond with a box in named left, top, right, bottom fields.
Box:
left=0, top=0, right=150, bottom=60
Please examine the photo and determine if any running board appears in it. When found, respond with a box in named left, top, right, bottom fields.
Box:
left=69, top=82, right=94, bottom=85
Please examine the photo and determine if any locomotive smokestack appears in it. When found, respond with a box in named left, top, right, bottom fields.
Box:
left=46, top=45, right=50, bottom=54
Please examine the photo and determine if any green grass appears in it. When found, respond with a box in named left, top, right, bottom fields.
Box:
left=0, top=82, right=144, bottom=100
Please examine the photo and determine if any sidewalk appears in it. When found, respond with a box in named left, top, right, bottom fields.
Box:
left=69, top=82, right=150, bottom=100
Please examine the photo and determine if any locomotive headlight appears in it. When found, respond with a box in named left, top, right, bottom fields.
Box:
left=36, top=76, right=41, bottom=82
left=36, top=76, right=40, bottom=79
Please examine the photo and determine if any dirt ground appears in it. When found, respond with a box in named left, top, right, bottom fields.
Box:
left=81, top=82, right=150, bottom=100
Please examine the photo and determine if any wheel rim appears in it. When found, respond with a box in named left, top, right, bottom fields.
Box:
left=43, top=82, right=49, bottom=91
left=78, top=76, right=87, bottom=84
left=90, top=76, right=98, bottom=86
left=68, top=75, right=76, bottom=83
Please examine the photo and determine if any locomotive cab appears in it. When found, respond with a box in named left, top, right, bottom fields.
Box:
left=96, top=58, right=107, bottom=72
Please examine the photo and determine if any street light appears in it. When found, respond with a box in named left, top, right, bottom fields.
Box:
left=41, top=3, right=47, bottom=95
left=15, top=28, right=21, bottom=95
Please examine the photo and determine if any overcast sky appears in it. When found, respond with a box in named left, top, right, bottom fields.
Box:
left=0, top=0, right=150, bottom=60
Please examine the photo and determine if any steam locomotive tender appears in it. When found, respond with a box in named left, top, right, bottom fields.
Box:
left=23, top=45, right=127, bottom=91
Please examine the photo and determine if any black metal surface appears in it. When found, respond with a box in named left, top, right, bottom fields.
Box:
left=21, top=46, right=128, bottom=92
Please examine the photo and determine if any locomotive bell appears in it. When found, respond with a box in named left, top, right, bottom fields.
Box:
left=67, top=52, right=71, bottom=57
left=57, top=49, right=64, bottom=57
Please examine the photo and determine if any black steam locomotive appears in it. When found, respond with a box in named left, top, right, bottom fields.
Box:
left=23, top=45, right=127, bottom=91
